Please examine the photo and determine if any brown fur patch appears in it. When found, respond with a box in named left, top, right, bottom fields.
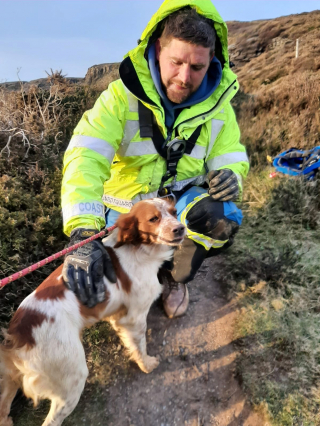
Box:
left=105, top=247, right=132, bottom=293
left=5, top=308, right=49, bottom=350
left=35, top=264, right=66, bottom=300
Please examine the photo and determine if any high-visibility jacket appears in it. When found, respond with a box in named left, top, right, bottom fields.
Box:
left=61, top=0, right=250, bottom=236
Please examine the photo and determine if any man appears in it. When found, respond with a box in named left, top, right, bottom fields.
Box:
left=61, top=0, right=249, bottom=318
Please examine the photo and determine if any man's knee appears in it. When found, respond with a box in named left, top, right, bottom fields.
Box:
left=185, top=196, right=241, bottom=242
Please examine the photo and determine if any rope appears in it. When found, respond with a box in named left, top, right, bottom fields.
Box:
left=0, top=225, right=117, bottom=289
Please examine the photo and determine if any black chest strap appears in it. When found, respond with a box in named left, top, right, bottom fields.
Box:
left=138, top=101, right=202, bottom=192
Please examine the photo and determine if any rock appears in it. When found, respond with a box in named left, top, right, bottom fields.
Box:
left=84, top=62, right=120, bottom=91
left=0, top=77, right=84, bottom=92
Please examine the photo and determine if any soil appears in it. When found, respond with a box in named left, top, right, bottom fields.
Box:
left=11, top=256, right=269, bottom=426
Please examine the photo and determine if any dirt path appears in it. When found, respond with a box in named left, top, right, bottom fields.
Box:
left=12, top=256, right=268, bottom=426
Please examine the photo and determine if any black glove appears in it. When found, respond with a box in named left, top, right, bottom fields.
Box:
left=62, top=228, right=117, bottom=308
left=208, top=169, right=239, bottom=201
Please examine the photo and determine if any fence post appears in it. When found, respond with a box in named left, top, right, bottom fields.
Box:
left=296, top=39, right=299, bottom=58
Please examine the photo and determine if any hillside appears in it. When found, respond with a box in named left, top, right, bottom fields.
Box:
left=229, top=10, right=320, bottom=166
left=229, top=11, right=320, bottom=87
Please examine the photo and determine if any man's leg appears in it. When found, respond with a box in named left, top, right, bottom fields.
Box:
left=162, top=187, right=242, bottom=318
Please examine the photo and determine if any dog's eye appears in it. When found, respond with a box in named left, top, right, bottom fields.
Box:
left=149, top=216, right=159, bottom=223
left=172, top=209, right=177, bottom=217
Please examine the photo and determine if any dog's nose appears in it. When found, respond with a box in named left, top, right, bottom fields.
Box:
left=172, top=225, right=185, bottom=237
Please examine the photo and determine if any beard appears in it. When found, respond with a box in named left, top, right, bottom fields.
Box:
left=163, top=79, right=195, bottom=104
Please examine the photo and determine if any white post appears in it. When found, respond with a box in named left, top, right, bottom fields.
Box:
left=296, top=39, right=299, bottom=58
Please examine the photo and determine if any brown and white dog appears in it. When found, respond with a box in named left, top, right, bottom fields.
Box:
left=0, top=198, right=185, bottom=426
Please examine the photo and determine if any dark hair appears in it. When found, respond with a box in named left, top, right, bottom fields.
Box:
left=159, top=8, right=216, bottom=56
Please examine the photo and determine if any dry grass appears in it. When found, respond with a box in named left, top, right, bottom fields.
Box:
left=234, top=72, right=320, bottom=167
left=229, top=10, right=320, bottom=169
left=229, top=10, right=320, bottom=90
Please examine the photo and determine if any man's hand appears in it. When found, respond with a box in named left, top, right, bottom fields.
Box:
left=62, top=228, right=117, bottom=308
left=208, top=169, right=239, bottom=202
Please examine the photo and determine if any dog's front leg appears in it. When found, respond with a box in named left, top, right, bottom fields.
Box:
left=111, top=313, right=159, bottom=374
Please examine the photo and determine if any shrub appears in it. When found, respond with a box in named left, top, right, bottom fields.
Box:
left=0, top=76, right=99, bottom=328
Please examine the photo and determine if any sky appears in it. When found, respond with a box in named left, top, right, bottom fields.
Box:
left=1, top=0, right=319, bottom=82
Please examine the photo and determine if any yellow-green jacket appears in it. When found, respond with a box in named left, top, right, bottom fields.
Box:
left=62, top=0, right=249, bottom=236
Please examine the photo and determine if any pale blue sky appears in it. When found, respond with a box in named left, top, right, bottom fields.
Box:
left=1, top=0, right=319, bottom=82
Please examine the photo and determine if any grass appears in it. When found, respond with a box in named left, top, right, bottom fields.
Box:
left=222, top=170, right=320, bottom=425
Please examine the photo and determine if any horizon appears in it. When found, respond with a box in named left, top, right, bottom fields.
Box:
left=1, top=0, right=319, bottom=83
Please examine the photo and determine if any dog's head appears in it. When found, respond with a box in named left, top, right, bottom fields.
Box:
left=114, top=198, right=186, bottom=248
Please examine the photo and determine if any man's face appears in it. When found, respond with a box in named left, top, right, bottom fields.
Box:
left=156, top=37, right=213, bottom=104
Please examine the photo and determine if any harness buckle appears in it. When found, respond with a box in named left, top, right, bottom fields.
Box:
left=167, top=139, right=186, bottom=160
left=157, top=139, right=185, bottom=203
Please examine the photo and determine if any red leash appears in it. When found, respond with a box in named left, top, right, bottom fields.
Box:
left=0, top=225, right=117, bottom=289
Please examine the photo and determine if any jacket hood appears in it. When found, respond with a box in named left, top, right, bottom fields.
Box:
left=119, top=0, right=238, bottom=127
left=140, top=0, right=229, bottom=66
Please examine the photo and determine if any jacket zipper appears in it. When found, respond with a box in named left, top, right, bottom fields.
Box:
left=172, top=80, right=237, bottom=132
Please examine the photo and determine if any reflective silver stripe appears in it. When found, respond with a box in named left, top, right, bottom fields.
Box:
left=103, top=191, right=159, bottom=210
left=207, top=152, right=249, bottom=170
left=118, top=121, right=140, bottom=156
left=190, top=235, right=227, bottom=249
left=133, top=191, right=158, bottom=204
left=186, top=144, right=206, bottom=160
left=168, top=175, right=206, bottom=191
left=102, top=175, right=209, bottom=210
left=63, top=201, right=105, bottom=223
left=206, top=119, right=224, bottom=160
left=67, top=135, right=115, bottom=162
left=124, top=140, right=158, bottom=156
left=102, top=194, right=133, bottom=209
left=124, top=87, right=138, bottom=112
left=123, top=121, right=139, bottom=143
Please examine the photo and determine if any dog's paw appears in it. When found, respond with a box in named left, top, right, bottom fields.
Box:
left=139, top=355, right=160, bottom=374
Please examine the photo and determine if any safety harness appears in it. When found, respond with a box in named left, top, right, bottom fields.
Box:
left=138, top=101, right=203, bottom=198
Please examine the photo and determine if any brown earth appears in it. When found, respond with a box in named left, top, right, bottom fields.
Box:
left=11, top=256, right=269, bottom=426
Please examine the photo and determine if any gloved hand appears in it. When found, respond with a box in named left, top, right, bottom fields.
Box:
left=62, top=228, right=117, bottom=308
left=208, top=169, right=239, bottom=201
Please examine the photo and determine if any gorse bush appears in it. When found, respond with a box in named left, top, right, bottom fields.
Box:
left=0, top=76, right=99, bottom=328
left=0, top=77, right=95, bottom=166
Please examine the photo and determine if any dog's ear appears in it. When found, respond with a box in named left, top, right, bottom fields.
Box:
left=114, top=213, right=139, bottom=248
